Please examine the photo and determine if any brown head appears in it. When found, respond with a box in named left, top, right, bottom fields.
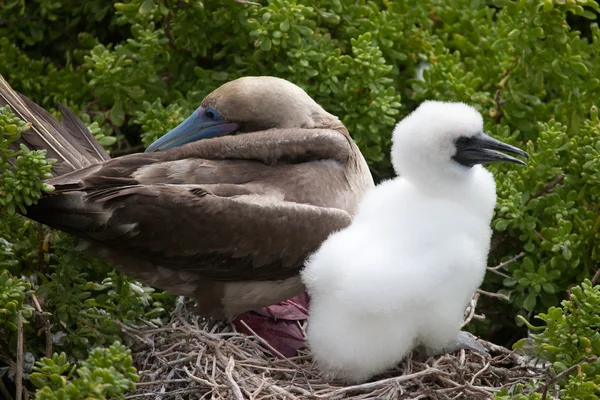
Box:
left=146, top=76, right=343, bottom=152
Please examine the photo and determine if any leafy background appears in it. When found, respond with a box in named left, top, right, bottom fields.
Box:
left=1, top=0, right=600, bottom=398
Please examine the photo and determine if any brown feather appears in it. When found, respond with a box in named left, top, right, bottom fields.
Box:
left=58, top=103, right=110, bottom=162
left=0, top=75, right=104, bottom=174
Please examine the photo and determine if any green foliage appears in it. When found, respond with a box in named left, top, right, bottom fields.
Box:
left=491, top=115, right=600, bottom=317
left=133, top=98, right=191, bottom=147
left=0, top=271, right=34, bottom=348
left=37, top=248, right=174, bottom=359
left=526, top=279, right=600, bottom=371
left=30, top=342, right=139, bottom=400
left=495, top=383, right=543, bottom=400
left=2, top=0, right=600, bottom=397
left=0, top=106, right=55, bottom=215
left=0, top=106, right=172, bottom=398
left=499, top=279, right=600, bottom=399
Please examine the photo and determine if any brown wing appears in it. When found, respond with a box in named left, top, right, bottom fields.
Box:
left=27, top=129, right=356, bottom=281
left=30, top=184, right=351, bottom=281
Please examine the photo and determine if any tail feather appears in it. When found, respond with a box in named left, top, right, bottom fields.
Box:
left=0, top=74, right=110, bottom=177
left=58, top=103, right=110, bottom=162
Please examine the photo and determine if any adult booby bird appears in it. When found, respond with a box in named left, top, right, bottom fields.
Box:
left=0, top=75, right=373, bottom=321
left=301, top=101, right=528, bottom=383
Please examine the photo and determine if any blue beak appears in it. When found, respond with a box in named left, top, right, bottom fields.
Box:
left=145, top=106, right=240, bottom=152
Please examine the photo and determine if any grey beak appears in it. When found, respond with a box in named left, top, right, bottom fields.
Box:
left=453, top=132, right=529, bottom=167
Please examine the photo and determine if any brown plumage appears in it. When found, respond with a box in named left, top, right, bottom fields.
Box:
left=0, top=75, right=374, bottom=318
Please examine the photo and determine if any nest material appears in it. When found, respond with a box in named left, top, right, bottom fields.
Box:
left=122, top=299, right=547, bottom=400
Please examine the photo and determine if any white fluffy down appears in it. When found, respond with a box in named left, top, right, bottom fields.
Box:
left=301, top=101, right=497, bottom=383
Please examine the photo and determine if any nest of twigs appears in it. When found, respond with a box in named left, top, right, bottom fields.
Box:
left=121, top=294, right=549, bottom=400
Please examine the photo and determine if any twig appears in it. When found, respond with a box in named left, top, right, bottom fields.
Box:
left=592, top=267, right=600, bottom=284
left=45, top=320, right=53, bottom=358
left=238, top=320, right=294, bottom=363
left=540, top=357, right=598, bottom=400
left=470, top=362, right=491, bottom=385
left=533, top=229, right=546, bottom=242
left=30, top=293, right=53, bottom=357
left=476, top=289, right=510, bottom=301
left=462, top=293, right=479, bottom=327
left=528, top=175, right=566, bottom=204
left=486, top=268, right=513, bottom=280
left=182, top=366, right=226, bottom=389
left=493, top=88, right=505, bottom=124
left=488, top=253, right=525, bottom=271
left=225, top=357, right=245, bottom=400
left=136, top=379, right=189, bottom=386
left=16, top=311, right=23, bottom=400
left=233, top=0, right=261, bottom=6
left=316, top=367, right=446, bottom=398
left=491, top=68, right=511, bottom=123
left=30, top=293, right=43, bottom=313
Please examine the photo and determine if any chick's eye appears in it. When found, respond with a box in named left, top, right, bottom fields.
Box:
left=455, top=136, right=473, bottom=148
left=205, top=108, right=219, bottom=120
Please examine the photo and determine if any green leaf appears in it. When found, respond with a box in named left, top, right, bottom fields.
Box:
left=524, top=292, right=537, bottom=312
left=110, top=99, right=125, bottom=127
left=139, top=0, right=153, bottom=15
left=542, top=283, right=555, bottom=294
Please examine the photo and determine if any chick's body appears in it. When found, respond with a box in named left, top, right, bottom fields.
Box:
left=301, top=101, right=527, bottom=383
left=303, top=168, right=494, bottom=382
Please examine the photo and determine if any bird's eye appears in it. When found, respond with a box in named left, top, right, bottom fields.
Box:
left=205, top=108, right=219, bottom=120
left=455, top=136, right=473, bottom=148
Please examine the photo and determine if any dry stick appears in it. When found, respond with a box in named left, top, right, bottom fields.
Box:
left=31, top=293, right=53, bottom=358
left=260, top=382, right=299, bottom=400
left=16, top=311, right=23, bottom=400
left=233, top=0, right=261, bottom=6
left=478, top=340, right=531, bottom=367
left=486, top=252, right=525, bottom=278
left=238, top=320, right=300, bottom=369
left=182, top=366, right=226, bottom=389
left=540, top=356, right=598, bottom=400
left=592, top=267, right=600, bottom=284
left=250, top=375, right=267, bottom=399
left=470, top=362, right=491, bottom=385
left=476, top=289, right=510, bottom=302
left=461, top=294, right=479, bottom=328
left=487, top=268, right=512, bottom=280
left=115, top=320, right=153, bottom=346
left=136, top=379, right=189, bottom=386
left=487, top=252, right=525, bottom=271
left=226, top=357, right=246, bottom=400
left=532, top=175, right=566, bottom=201
left=44, top=319, right=53, bottom=359
left=315, top=367, right=446, bottom=398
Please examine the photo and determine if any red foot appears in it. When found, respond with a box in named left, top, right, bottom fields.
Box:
left=233, top=293, right=310, bottom=358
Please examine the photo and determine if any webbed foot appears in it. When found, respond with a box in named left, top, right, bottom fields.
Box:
left=423, top=331, right=488, bottom=358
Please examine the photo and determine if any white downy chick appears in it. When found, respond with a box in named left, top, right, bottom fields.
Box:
left=301, top=101, right=528, bottom=383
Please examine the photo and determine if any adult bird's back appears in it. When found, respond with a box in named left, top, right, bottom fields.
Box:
left=0, top=75, right=374, bottom=320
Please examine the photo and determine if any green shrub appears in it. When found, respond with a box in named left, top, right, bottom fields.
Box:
left=30, top=341, right=139, bottom=400
left=2, top=0, right=600, bottom=397
left=0, top=271, right=34, bottom=352
left=496, top=279, right=600, bottom=399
